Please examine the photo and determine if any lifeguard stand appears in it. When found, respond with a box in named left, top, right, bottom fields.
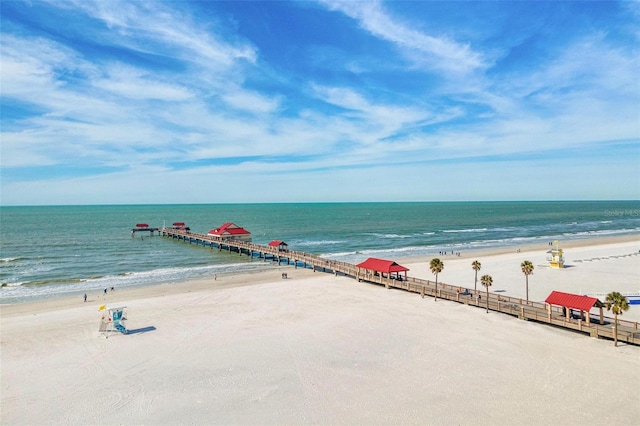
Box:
left=547, top=240, right=565, bottom=268
left=99, top=305, right=128, bottom=337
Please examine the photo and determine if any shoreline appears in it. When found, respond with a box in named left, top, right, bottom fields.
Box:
left=2, top=233, right=638, bottom=318
left=395, top=232, right=640, bottom=264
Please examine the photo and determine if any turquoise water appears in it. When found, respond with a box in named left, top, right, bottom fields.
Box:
left=1, top=201, right=639, bottom=303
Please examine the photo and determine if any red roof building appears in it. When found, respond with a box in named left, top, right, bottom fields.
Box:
left=207, top=223, right=252, bottom=242
left=172, top=222, right=190, bottom=231
left=545, top=290, right=604, bottom=324
left=268, top=240, right=288, bottom=251
left=545, top=291, right=600, bottom=311
left=356, top=257, right=409, bottom=283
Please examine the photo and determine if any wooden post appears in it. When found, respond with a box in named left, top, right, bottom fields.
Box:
left=421, top=286, right=425, bottom=298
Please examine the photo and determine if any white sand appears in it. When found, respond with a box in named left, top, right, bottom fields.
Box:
left=2, top=237, right=639, bottom=425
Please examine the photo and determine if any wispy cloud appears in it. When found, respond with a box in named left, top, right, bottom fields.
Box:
left=320, top=0, right=487, bottom=74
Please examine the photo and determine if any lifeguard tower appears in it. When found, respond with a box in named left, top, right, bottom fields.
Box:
left=547, top=240, right=565, bottom=268
left=99, top=305, right=128, bottom=337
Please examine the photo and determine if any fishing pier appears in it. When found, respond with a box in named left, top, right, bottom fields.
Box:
left=159, top=227, right=640, bottom=346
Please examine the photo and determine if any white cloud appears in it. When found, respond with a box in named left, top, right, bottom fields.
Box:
left=320, top=0, right=487, bottom=74
left=92, top=64, right=194, bottom=101
left=222, top=91, right=282, bottom=114
left=60, top=0, right=256, bottom=67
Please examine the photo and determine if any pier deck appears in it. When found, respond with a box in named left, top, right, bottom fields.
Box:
left=159, top=227, right=639, bottom=346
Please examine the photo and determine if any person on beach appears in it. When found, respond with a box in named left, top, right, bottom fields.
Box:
left=84, top=293, right=87, bottom=302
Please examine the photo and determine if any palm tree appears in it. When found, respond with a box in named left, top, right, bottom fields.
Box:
left=429, top=258, right=444, bottom=301
left=605, top=292, right=629, bottom=347
left=481, top=274, right=493, bottom=313
left=472, top=260, right=481, bottom=293
left=520, top=260, right=534, bottom=302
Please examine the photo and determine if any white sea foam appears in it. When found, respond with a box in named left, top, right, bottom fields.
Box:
left=0, top=262, right=274, bottom=304
left=443, top=228, right=488, bottom=233
left=367, top=233, right=413, bottom=239
left=293, top=240, right=346, bottom=247
left=1, top=281, right=26, bottom=287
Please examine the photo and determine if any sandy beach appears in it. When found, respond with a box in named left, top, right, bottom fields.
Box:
left=2, top=236, right=639, bottom=425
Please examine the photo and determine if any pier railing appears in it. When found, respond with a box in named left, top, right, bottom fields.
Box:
left=158, top=228, right=639, bottom=346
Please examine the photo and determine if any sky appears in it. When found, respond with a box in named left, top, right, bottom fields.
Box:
left=1, top=0, right=639, bottom=205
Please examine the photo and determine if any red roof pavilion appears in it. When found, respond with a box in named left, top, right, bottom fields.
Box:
left=355, top=257, right=409, bottom=285
left=268, top=240, right=287, bottom=247
left=268, top=240, right=288, bottom=251
left=545, top=291, right=601, bottom=312
left=545, top=290, right=604, bottom=324
left=356, top=257, right=409, bottom=274
left=207, top=222, right=251, bottom=241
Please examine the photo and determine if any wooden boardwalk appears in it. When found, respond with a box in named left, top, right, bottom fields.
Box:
left=159, top=228, right=640, bottom=346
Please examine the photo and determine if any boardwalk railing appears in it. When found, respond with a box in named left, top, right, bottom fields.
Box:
left=158, top=228, right=640, bottom=346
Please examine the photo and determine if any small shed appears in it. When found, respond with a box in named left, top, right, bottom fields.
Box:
left=356, top=257, right=409, bottom=283
left=268, top=240, right=288, bottom=251
left=545, top=290, right=604, bottom=324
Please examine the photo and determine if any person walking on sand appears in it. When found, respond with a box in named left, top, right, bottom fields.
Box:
left=84, top=293, right=87, bottom=302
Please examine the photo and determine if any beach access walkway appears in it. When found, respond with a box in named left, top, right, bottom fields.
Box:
left=159, top=228, right=640, bottom=346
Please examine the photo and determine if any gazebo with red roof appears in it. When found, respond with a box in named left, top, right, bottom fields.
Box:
left=268, top=240, right=288, bottom=251
left=545, top=290, right=604, bottom=325
left=207, top=223, right=252, bottom=242
left=356, top=257, right=409, bottom=286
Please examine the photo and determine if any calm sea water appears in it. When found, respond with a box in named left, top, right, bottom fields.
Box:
left=1, top=201, right=639, bottom=303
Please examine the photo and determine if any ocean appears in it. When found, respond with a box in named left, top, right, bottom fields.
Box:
left=1, top=201, right=639, bottom=304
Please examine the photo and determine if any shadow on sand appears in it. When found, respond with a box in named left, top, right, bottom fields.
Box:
left=126, top=326, right=157, bottom=335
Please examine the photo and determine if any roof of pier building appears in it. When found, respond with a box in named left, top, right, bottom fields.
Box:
left=207, top=222, right=251, bottom=237
left=356, top=258, right=409, bottom=274
left=545, top=291, right=603, bottom=311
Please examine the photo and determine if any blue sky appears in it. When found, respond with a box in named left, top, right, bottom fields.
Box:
left=1, top=0, right=639, bottom=205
